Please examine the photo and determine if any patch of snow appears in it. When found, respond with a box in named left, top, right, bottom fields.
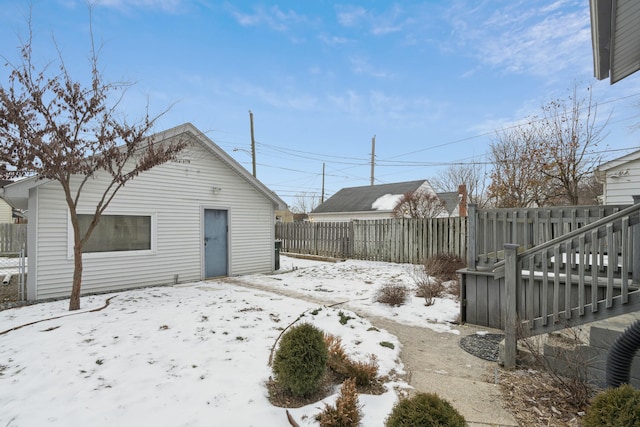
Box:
left=371, top=194, right=402, bottom=210
left=0, top=255, right=461, bottom=426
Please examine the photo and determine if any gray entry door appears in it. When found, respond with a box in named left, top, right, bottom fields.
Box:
left=204, top=209, right=228, bottom=278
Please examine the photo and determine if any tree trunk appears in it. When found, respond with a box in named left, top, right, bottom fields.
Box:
left=68, top=243, right=83, bottom=311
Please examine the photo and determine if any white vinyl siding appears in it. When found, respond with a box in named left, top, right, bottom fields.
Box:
left=31, top=141, right=276, bottom=300
left=601, top=158, right=640, bottom=205
left=0, top=200, right=12, bottom=223
left=310, top=211, right=395, bottom=222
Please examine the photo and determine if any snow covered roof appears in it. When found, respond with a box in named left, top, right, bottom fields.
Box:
left=312, top=180, right=437, bottom=214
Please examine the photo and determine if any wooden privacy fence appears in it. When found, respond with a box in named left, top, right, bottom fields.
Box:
left=468, top=203, right=630, bottom=269
left=0, top=223, right=26, bottom=252
left=275, top=217, right=467, bottom=264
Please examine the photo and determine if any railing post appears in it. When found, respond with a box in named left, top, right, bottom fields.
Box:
left=468, top=203, right=477, bottom=270
left=503, top=243, right=519, bottom=369
left=633, top=195, right=640, bottom=283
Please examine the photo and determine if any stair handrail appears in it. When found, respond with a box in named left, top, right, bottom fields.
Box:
left=493, top=201, right=640, bottom=278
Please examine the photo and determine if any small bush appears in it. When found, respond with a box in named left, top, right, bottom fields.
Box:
left=385, top=392, right=466, bottom=427
left=325, top=334, right=349, bottom=374
left=410, top=254, right=464, bottom=306
left=317, top=378, right=362, bottom=427
left=272, top=323, right=328, bottom=397
left=376, top=283, right=409, bottom=306
left=423, top=253, right=466, bottom=282
left=447, top=279, right=461, bottom=301
left=415, top=279, right=446, bottom=306
left=342, top=355, right=379, bottom=387
left=517, top=323, right=595, bottom=408
left=325, top=334, right=379, bottom=387
left=583, top=384, right=640, bottom=427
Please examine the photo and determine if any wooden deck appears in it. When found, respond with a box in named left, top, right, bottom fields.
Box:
left=460, top=199, right=640, bottom=368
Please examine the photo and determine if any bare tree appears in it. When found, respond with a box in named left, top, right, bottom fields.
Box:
left=488, top=127, right=552, bottom=208
left=291, top=191, right=319, bottom=214
left=392, top=191, right=445, bottom=218
left=431, top=163, right=490, bottom=208
left=576, top=173, right=603, bottom=205
left=0, top=18, right=187, bottom=310
left=535, top=84, right=607, bottom=205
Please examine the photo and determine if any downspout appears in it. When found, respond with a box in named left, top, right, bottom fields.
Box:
left=606, top=319, right=640, bottom=388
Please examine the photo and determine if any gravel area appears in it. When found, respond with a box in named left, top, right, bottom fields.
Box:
left=459, top=333, right=504, bottom=362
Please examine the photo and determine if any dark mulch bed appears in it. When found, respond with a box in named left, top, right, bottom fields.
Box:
left=459, top=333, right=504, bottom=362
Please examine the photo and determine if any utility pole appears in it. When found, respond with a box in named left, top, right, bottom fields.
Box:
left=370, top=135, right=376, bottom=186
left=249, top=110, right=257, bottom=178
left=321, top=162, right=325, bottom=204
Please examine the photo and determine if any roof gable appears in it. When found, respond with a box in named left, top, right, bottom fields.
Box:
left=2, top=123, right=287, bottom=210
left=437, top=191, right=461, bottom=215
left=596, top=148, right=640, bottom=172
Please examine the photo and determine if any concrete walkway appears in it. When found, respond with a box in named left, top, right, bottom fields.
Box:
left=226, top=277, right=519, bottom=426
left=371, top=317, right=518, bottom=426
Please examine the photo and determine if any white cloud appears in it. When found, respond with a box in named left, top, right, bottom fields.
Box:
left=350, top=56, right=392, bottom=78
left=232, top=82, right=318, bottom=111
left=229, top=5, right=310, bottom=32
left=444, top=0, right=592, bottom=78
left=93, top=0, right=185, bottom=13
left=318, top=33, right=350, bottom=45
left=336, top=5, right=367, bottom=27
left=328, top=90, right=363, bottom=115
left=335, top=4, right=411, bottom=36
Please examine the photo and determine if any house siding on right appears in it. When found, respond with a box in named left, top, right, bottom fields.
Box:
left=596, top=150, right=640, bottom=205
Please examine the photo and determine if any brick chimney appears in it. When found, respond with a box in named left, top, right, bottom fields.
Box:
left=458, top=184, right=468, bottom=217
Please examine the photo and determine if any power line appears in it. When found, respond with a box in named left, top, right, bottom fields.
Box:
left=245, top=91, right=640, bottom=167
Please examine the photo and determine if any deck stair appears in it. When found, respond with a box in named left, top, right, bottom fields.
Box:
left=460, top=200, right=640, bottom=368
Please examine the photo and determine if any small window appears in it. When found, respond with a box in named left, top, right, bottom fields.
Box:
left=78, top=214, right=152, bottom=253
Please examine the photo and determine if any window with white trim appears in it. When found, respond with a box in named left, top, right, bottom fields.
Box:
left=78, top=214, right=152, bottom=253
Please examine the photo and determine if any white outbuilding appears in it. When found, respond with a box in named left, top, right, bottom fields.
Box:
left=2, top=123, right=286, bottom=300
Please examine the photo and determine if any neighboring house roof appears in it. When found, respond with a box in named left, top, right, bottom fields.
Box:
left=312, top=180, right=430, bottom=214
left=437, top=191, right=461, bottom=216
left=590, top=0, right=640, bottom=84
left=311, top=179, right=461, bottom=216
left=595, top=148, right=640, bottom=177
left=1, top=123, right=287, bottom=211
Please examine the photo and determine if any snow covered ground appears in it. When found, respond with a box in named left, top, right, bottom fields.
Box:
left=0, top=256, right=460, bottom=427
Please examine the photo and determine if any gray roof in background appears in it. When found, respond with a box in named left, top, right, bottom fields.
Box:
left=437, top=191, right=460, bottom=215
left=313, top=179, right=459, bottom=214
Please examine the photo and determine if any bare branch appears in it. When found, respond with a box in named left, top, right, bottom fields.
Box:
left=0, top=10, right=187, bottom=310
left=392, top=191, right=446, bottom=218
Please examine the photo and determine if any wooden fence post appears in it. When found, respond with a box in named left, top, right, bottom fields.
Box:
left=631, top=196, right=640, bottom=284
left=467, top=204, right=477, bottom=270
left=503, top=243, right=519, bottom=369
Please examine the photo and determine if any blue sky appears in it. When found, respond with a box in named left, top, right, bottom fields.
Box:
left=1, top=0, right=640, bottom=208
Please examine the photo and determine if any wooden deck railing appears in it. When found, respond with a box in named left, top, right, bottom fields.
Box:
left=495, top=199, right=640, bottom=367
left=467, top=203, right=629, bottom=270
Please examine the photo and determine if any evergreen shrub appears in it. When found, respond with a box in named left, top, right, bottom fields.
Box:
left=583, top=384, right=640, bottom=427
left=385, top=392, right=466, bottom=427
left=272, top=323, right=328, bottom=397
